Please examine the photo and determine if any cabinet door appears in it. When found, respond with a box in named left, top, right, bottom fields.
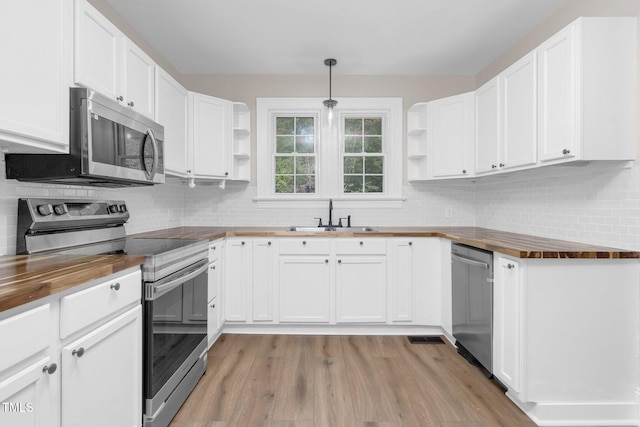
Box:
left=207, top=297, right=220, bottom=349
left=429, top=92, right=473, bottom=178
left=475, top=77, right=500, bottom=174
left=0, top=357, right=57, bottom=427
left=252, top=239, right=275, bottom=322
left=122, top=40, right=155, bottom=119
left=74, top=0, right=122, bottom=101
left=500, top=52, right=538, bottom=170
left=156, top=68, right=189, bottom=176
left=279, top=256, right=331, bottom=323
left=493, top=257, right=522, bottom=393
left=61, top=305, right=142, bottom=427
left=336, top=256, right=387, bottom=323
left=537, top=23, right=577, bottom=163
left=224, top=239, right=251, bottom=322
left=189, top=93, right=232, bottom=178
left=388, top=240, right=414, bottom=323
left=0, top=0, right=70, bottom=152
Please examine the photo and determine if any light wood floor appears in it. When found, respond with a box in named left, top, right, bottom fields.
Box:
left=169, top=334, right=536, bottom=427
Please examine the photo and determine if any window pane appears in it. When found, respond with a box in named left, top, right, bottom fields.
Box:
left=296, top=175, right=315, bottom=193
left=345, top=118, right=362, bottom=135
left=275, top=156, right=294, bottom=174
left=344, top=157, right=363, bottom=174
left=364, top=175, right=383, bottom=193
left=275, top=175, right=294, bottom=193
left=365, top=156, right=383, bottom=174
left=295, top=136, right=314, bottom=153
left=296, top=117, right=314, bottom=135
left=364, top=118, right=382, bottom=135
left=344, top=175, right=363, bottom=193
left=364, top=136, right=382, bottom=153
left=296, top=157, right=315, bottom=174
left=277, top=136, right=294, bottom=153
left=345, top=136, right=361, bottom=153
left=276, top=117, right=294, bottom=135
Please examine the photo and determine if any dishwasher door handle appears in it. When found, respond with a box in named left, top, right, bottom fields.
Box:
left=451, top=253, right=490, bottom=269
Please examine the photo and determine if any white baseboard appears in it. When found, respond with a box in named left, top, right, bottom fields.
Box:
left=221, top=323, right=445, bottom=336
left=507, top=391, right=640, bottom=426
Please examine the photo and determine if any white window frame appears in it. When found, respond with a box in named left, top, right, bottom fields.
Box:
left=256, top=97, right=404, bottom=208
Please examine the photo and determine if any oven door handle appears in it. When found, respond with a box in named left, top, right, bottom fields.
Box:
left=148, top=259, right=208, bottom=300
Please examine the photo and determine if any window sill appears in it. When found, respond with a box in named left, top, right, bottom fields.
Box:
left=253, top=197, right=406, bottom=209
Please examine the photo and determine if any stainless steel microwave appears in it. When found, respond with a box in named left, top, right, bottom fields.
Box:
left=5, top=87, right=164, bottom=187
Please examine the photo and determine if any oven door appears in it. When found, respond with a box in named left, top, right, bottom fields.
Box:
left=143, top=259, right=208, bottom=414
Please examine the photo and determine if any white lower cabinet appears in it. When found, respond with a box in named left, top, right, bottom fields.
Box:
left=224, top=239, right=251, bottom=322
left=61, top=305, right=141, bottom=427
left=491, top=254, right=639, bottom=425
left=252, top=239, right=276, bottom=322
left=0, top=268, right=142, bottom=427
left=207, top=239, right=223, bottom=348
left=492, top=256, right=522, bottom=393
left=388, top=239, right=416, bottom=323
left=279, top=256, right=331, bottom=323
left=336, top=256, right=386, bottom=323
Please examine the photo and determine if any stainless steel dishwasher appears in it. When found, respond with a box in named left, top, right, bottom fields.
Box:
left=451, top=243, right=494, bottom=377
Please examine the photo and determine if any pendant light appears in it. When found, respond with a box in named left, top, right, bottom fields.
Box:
left=322, top=58, right=338, bottom=128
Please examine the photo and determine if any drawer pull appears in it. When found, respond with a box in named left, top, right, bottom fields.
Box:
left=42, top=363, right=57, bottom=375
left=210, top=303, right=216, bottom=308
left=338, top=259, right=342, bottom=264
left=325, top=259, right=328, bottom=263
left=241, top=241, right=245, bottom=245
left=359, top=241, right=363, bottom=246
left=268, top=241, right=272, bottom=246
left=210, top=266, right=215, bottom=270
left=507, top=263, right=515, bottom=269
left=72, top=348, right=85, bottom=358
left=110, top=283, right=120, bottom=291
left=303, top=241, right=307, bottom=245
left=409, top=242, right=412, bottom=246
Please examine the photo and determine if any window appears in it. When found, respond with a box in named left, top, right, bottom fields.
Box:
left=275, top=117, right=316, bottom=193
left=257, top=98, right=403, bottom=207
left=343, top=117, right=384, bottom=194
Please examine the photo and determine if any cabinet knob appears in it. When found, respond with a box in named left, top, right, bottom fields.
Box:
left=241, top=241, right=245, bottom=245
left=116, top=95, right=124, bottom=101
left=110, top=283, right=120, bottom=291
left=72, top=348, right=85, bottom=358
left=212, top=246, right=216, bottom=250
left=187, top=169, right=192, bottom=174
left=338, top=259, right=342, bottom=263
left=491, top=164, right=497, bottom=169
left=225, top=172, right=229, bottom=176
left=302, top=241, right=307, bottom=245
left=268, top=241, right=272, bottom=246
left=127, top=101, right=135, bottom=107
left=562, top=148, right=571, bottom=155
left=499, top=163, right=505, bottom=167
left=325, top=259, right=328, bottom=263
left=409, top=241, right=412, bottom=246
left=359, top=241, right=363, bottom=246
left=210, top=303, right=216, bottom=308
left=507, top=263, right=515, bottom=269
left=462, top=169, right=467, bottom=174
left=210, top=265, right=215, bottom=270
left=42, top=363, right=57, bottom=375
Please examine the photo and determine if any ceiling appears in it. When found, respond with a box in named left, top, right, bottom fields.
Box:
left=103, top=0, right=568, bottom=75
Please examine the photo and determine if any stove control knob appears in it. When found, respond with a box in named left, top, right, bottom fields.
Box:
left=118, top=204, right=127, bottom=213
left=37, top=204, right=53, bottom=216
left=53, top=204, right=68, bottom=216
left=108, top=204, right=119, bottom=214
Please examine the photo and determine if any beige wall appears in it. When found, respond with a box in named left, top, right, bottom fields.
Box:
left=476, top=0, right=640, bottom=85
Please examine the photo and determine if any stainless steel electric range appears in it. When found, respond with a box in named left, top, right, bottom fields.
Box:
left=16, top=198, right=208, bottom=427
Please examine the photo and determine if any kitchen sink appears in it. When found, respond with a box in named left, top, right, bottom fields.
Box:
left=286, top=226, right=377, bottom=232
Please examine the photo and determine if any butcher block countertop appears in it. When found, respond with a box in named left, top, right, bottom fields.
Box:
left=0, top=254, right=145, bottom=313
left=132, top=226, right=640, bottom=260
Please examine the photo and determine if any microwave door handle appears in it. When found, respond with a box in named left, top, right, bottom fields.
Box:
left=146, top=129, right=159, bottom=180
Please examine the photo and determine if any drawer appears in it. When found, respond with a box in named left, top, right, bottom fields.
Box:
left=336, top=238, right=387, bottom=255
left=0, top=304, right=50, bottom=373
left=60, top=270, right=141, bottom=339
left=279, top=238, right=332, bottom=255
left=209, top=240, right=222, bottom=263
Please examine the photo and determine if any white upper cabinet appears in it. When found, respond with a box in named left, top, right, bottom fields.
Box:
left=500, top=51, right=538, bottom=170
left=122, top=40, right=156, bottom=119
left=538, top=17, right=636, bottom=164
left=0, top=0, right=72, bottom=153
left=474, top=77, right=500, bottom=174
left=75, top=0, right=156, bottom=119
left=428, top=92, right=474, bottom=179
left=156, top=68, right=189, bottom=177
left=189, top=92, right=232, bottom=179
